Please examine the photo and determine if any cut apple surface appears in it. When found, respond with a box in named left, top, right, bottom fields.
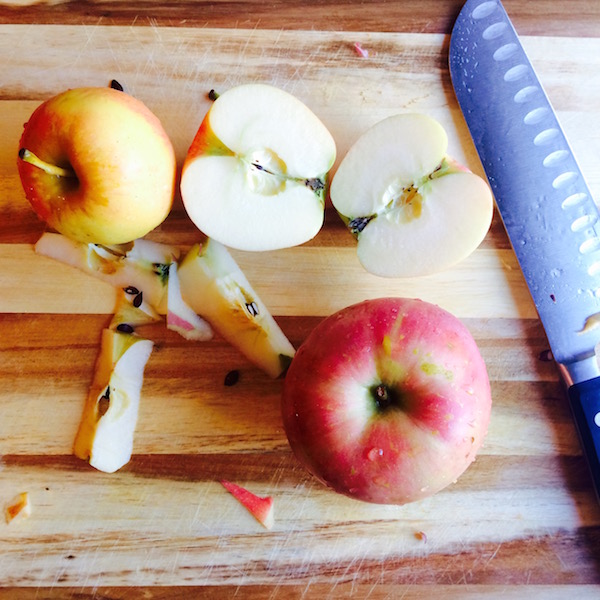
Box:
left=330, top=113, right=493, bottom=278
left=177, top=237, right=295, bottom=378
left=166, top=261, right=213, bottom=341
left=35, top=233, right=178, bottom=314
left=180, top=83, right=336, bottom=251
left=73, top=328, right=154, bottom=473
left=221, top=480, right=274, bottom=530
left=4, top=492, right=31, bottom=524
left=109, top=289, right=161, bottom=331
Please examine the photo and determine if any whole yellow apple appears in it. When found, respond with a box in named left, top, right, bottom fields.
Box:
left=17, top=86, right=176, bottom=245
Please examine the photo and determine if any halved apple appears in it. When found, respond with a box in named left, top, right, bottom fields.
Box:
left=35, top=232, right=178, bottom=313
left=177, top=237, right=295, bottom=378
left=73, top=328, right=154, bottom=473
left=180, top=83, right=336, bottom=251
left=329, top=113, right=493, bottom=278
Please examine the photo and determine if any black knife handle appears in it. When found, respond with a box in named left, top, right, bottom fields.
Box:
left=568, top=378, right=600, bottom=502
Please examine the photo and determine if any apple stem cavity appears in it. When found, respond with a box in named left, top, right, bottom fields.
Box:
left=372, top=382, right=402, bottom=413
left=18, top=148, right=77, bottom=179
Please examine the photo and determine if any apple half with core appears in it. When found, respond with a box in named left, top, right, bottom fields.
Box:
left=18, top=86, right=176, bottom=245
left=281, top=297, right=492, bottom=505
left=177, top=237, right=295, bottom=378
left=329, top=113, right=493, bottom=278
left=180, top=83, right=336, bottom=251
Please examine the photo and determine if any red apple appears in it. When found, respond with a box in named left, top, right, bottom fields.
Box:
left=281, top=297, right=492, bottom=505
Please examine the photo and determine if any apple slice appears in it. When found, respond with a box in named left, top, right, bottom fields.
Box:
left=180, top=83, right=336, bottom=251
left=35, top=232, right=178, bottom=313
left=4, top=492, right=31, bottom=524
left=109, top=289, right=162, bottom=332
left=177, top=238, right=295, bottom=378
left=330, top=113, right=493, bottom=278
left=220, top=480, right=274, bottom=530
left=166, top=261, right=213, bottom=341
left=73, top=328, right=154, bottom=473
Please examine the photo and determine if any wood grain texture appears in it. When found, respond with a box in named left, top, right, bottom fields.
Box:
left=1, top=4, right=600, bottom=597
left=0, top=0, right=599, bottom=37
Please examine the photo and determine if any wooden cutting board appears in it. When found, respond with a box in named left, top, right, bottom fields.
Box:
left=1, top=8, right=600, bottom=598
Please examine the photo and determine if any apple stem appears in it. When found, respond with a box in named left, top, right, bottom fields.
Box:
left=18, top=148, right=76, bottom=179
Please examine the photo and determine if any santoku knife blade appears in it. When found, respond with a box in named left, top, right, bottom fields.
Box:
left=449, top=0, right=600, bottom=501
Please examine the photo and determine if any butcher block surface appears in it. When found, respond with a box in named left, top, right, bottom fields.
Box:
left=1, top=1, right=600, bottom=597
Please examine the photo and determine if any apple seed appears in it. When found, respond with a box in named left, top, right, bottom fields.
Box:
left=224, top=370, right=240, bottom=386
left=97, top=386, right=111, bottom=419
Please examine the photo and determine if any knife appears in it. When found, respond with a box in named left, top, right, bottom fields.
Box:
left=449, top=0, right=600, bottom=501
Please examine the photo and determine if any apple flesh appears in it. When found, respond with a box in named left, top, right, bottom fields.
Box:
left=17, top=86, right=176, bottom=245
left=166, top=261, right=213, bottom=341
left=281, top=297, right=492, bottom=505
left=177, top=237, right=295, bottom=378
left=330, top=113, right=493, bottom=278
left=73, top=328, right=154, bottom=473
left=180, top=83, right=336, bottom=251
left=109, top=289, right=161, bottom=332
left=35, top=232, right=178, bottom=314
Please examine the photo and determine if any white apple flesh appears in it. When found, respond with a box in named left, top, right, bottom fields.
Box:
left=180, top=83, right=336, bottom=251
left=330, top=113, right=493, bottom=277
left=166, top=261, right=213, bottom=341
left=73, top=329, right=154, bottom=473
left=35, top=232, right=178, bottom=314
left=281, top=297, right=492, bottom=505
left=177, top=237, right=295, bottom=378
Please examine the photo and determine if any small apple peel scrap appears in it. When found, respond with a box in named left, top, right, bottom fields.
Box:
left=5, top=492, right=31, bottom=524
left=353, top=42, right=369, bottom=57
left=220, top=480, right=274, bottom=530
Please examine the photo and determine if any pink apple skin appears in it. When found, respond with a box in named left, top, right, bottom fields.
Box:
left=281, top=297, right=492, bottom=505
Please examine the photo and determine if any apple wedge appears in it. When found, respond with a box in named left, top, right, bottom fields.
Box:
left=221, top=480, right=274, bottom=530
left=177, top=238, right=295, bottom=378
left=35, top=232, right=178, bottom=313
left=166, top=261, right=213, bottom=341
left=330, top=113, right=493, bottom=278
left=180, top=83, right=336, bottom=251
left=73, top=328, right=154, bottom=473
left=109, top=289, right=161, bottom=332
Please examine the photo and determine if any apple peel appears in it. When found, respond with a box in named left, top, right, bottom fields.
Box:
left=166, top=262, right=213, bottom=341
left=220, top=480, right=274, bottom=530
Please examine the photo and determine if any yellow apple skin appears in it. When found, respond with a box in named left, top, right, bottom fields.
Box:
left=17, top=87, right=176, bottom=245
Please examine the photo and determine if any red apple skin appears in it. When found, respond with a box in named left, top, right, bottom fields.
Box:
left=17, top=87, right=176, bottom=245
left=281, top=297, right=492, bottom=505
